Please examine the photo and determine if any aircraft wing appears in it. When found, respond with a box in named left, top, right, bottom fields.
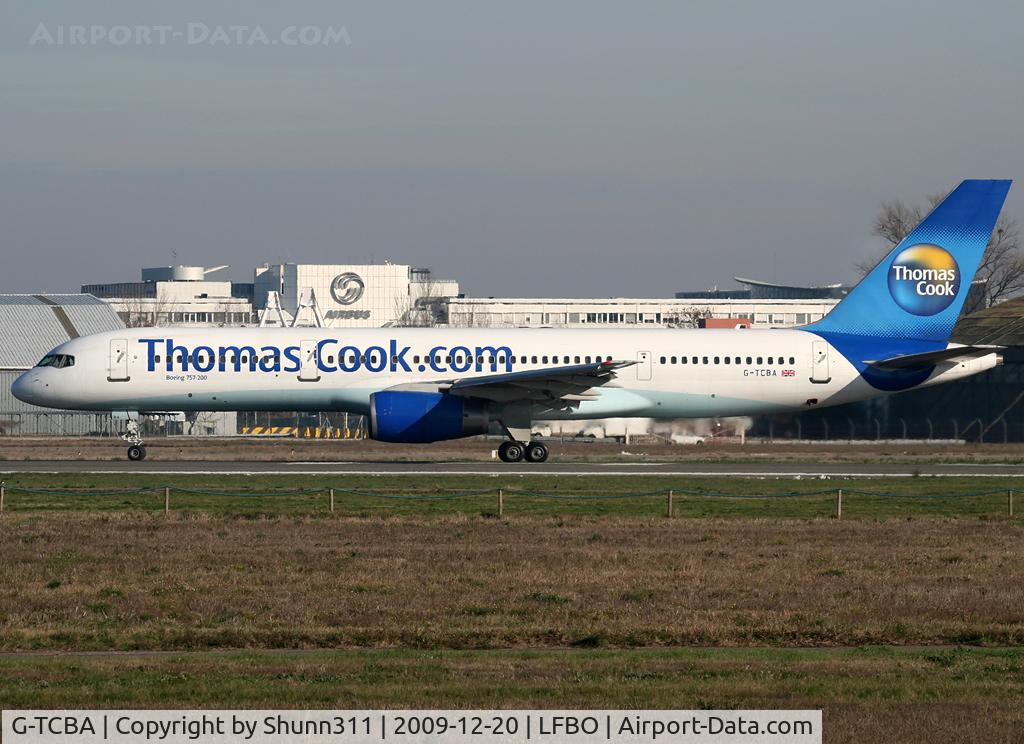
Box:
left=864, top=345, right=1003, bottom=370
left=389, top=360, right=636, bottom=406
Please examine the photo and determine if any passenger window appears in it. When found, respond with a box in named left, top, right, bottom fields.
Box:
left=542, top=356, right=548, bottom=363
left=734, top=357, right=741, bottom=364
left=671, top=356, right=677, bottom=364
left=585, top=356, right=591, bottom=363
left=155, top=355, right=161, bottom=363
left=724, top=357, right=730, bottom=364
left=692, top=356, right=698, bottom=364
left=681, top=356, right=687, bottom=364
left=768, top=357, right=774, bottom=364
left=660, top=356, right=667, bottom=364
left=702, top=356, right=708, bottom=364
left=756, top=357, right=763, bottom=364
left=746, top=356, right=752, bottom=364
left=789, top=356, right=795, bottom=364
left=531, top=356, right=538, bottom=363
left=413, top=355, right=419, bottom=364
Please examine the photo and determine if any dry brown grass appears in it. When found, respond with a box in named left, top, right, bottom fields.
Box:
left=2, top=513, right=1023, bottom=650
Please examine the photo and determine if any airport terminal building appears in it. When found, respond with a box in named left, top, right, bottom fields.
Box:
left=81, top=263, right=842, bottom=332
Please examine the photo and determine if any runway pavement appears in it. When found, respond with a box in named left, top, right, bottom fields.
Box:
left=2, top=460, right=1023, bottom=477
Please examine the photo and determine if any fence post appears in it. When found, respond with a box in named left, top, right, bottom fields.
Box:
left=836, top=488, right=843, bottom=520
left=1009, top=489, right=1014, bottom=518
left=164, top=486, right=170, bottom=515
left=0, top=482, right=5, bottom=513
left=330, top=488, right=335, bottom=513
left=666, top=489, right=674, bottom=518
left=498, top=488, right=504, bottom=519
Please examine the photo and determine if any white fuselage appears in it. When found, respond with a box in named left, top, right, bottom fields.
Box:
left=11, top=326, right=997, bottom=421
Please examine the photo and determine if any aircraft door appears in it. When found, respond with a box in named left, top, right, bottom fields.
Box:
left=108, top=339, right=130, bottom=381
left=299, top=339, right=321, bottom=382
left=636, top=350, right=652, bottom=381
left=810, top=340, right=831, bottom=383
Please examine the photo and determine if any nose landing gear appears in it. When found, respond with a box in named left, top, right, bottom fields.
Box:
left=121, top=419, right=147, bottom=461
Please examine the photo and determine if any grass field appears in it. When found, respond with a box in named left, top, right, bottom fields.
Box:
left=3, top=472, right=1023, bottom=742
left=2, top=647, right=1024, bottom=743
left=0, top=472, right=1021, bottom=519
left=2, top=511, right=1022, bottom=651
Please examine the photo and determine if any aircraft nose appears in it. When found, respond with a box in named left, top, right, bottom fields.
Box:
left=11, top=371, right=40, bottom=405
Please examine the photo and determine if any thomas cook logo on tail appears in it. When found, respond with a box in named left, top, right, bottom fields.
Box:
left=887, top=244, right=960, bottom=316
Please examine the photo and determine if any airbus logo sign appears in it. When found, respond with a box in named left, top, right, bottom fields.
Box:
left=330, top=272, right=365, bottom=305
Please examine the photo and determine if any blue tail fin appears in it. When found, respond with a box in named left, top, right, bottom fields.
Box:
left=807, top=179, right=1012, bottom=343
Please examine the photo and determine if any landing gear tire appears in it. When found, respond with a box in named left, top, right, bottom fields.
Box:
left=127, top=445, right=146, bottom=462
left=525, top=441, right=549, bottom=463
left=498, top=441, right=525, bottom=463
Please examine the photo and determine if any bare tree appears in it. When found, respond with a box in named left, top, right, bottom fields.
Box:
left=664, top=305, right=715, bottom=328
left=857, top=192, right=1023, bottom=313
left=393, top=274, right=443, bottom=327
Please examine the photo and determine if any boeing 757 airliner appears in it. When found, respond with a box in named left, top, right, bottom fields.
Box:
left=12, top=179, right=1012, bottom=462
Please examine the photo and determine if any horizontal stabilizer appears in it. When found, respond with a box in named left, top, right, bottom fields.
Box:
left=864, top=345, right=1003, bottom=370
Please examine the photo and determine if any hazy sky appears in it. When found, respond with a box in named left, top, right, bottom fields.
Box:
left=2, top=1, right=1022, bottom=297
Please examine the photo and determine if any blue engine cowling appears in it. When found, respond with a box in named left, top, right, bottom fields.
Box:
left=369, top=391, right=490, bottom=443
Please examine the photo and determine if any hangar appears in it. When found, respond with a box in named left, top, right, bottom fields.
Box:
left=0, top=294, right=125, bottom=435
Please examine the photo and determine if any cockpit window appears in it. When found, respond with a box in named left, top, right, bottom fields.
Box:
left=36, top=354, right=75, bottom=369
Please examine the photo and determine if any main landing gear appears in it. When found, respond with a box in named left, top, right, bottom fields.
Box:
left=498, top=440, right=549, bottom=463
left=122, top=419, right=147, bottom=461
